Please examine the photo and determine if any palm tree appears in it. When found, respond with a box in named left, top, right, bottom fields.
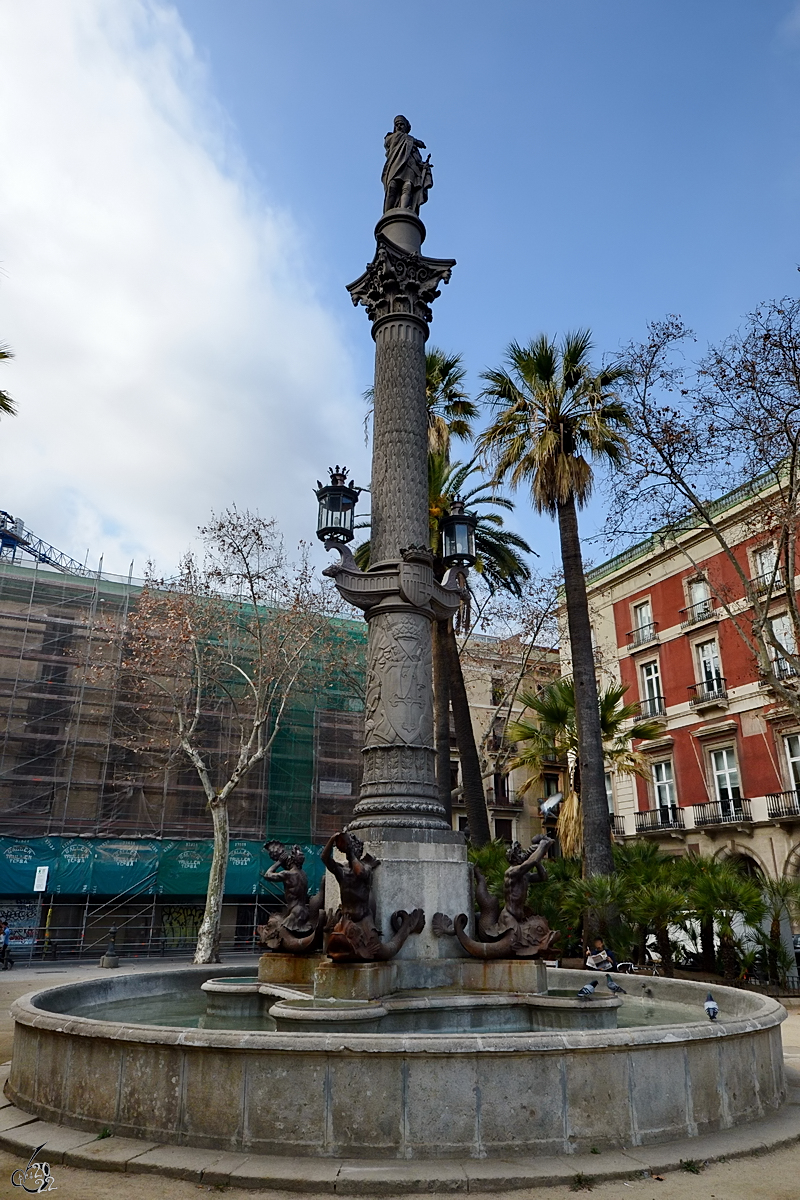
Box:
left=759, top=875, right=800, bottom=984
left=478, top=331, right=631, bottom=876
left=0, top=346, right=16, bottom=417
left=356, top=455, right=532, bottom=844
left=679, top=859, right=765, bottom=979
left=425, top=348, right=478, bottom=457
left=507, top=678, right=662, bottom=856
left=626, top=878, right=687, bottom=977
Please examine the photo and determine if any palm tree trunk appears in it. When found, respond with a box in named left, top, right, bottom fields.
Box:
left=699, top=916, right=715, bottom=973
left=433, top=618, right=452, bottom=822
left=655, top=925, right=674, bottom=977
left=444, top=619, right=491, bottom=845
left=556, top=496, right=614, bottom=877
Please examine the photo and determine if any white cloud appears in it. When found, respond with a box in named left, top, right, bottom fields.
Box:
left=0, top=0, right=364, bottom=575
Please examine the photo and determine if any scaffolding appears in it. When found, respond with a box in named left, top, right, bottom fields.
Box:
left=0, top=556, right=368, bottom=959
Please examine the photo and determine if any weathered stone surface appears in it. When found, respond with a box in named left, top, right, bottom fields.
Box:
left=131, top=1144, right=231, bottom=1181
left=329, top=1054, right=403, bottom=1156
left=566, top=1049, right=631, bottom=1151
left=117, top=1043, right=183, bottom=1140
left=3, top=967, right=790, bottom=1161
left=63, top=1134, right=157, bottom=1170
left=0, top=1117, right=98, bottom=1162
left=244, top=1053, right=327, bottom=1154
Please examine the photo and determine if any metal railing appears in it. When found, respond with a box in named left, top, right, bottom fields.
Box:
left=637, top=694, right=666, bottom=718
left=634, top=805, right=685, bottom=832
left=751, top=570, right=784, bottom=596
left=610, top=813, right=626, bottom=836
left=759, top=659, right=800, bottom=688
left=688, top=677, right=728, bottom=707
left=692, top=798, right=752, bottom=826
left=766, top=789, right=800, bottom=819
left=679, top=598, right=716, bottom=627
left=627, top=622, right=658, bottom=647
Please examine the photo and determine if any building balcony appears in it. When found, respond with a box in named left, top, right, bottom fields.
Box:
left=691, top=798, right=753, bottom=827
left=759, top=659, right=800, bottom=688
left=751, top=570, right=784, bottom=597
left=627, top=622, right=658, bottom=648
left=688, top=678, right=728, bottom=710
left=636, top=694, right=667, bottom=719
left=610, top=813, right=627, bottom=836
left=766, top=789, right=800, bottom=820
left=634, top=805, right=685, bottom=833
left=679, top=598, right=718, bottom=628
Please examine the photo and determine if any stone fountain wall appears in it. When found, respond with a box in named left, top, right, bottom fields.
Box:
left=6, top=968, right=786, bottom=1159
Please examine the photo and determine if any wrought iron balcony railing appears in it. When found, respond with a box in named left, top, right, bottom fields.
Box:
left=634, top=805, right=685, bottom=832
left=637, top=694, right=666, bottom=719
left=766, top=789, right=800, bottom=820
left=610, top=813, right=627, bottom=836
left=692, top=798, right=752, bottom=826
left=750, top=570, right=784, bottom=596
left=688, top=678, right=728, bottom=707
left=679, top=598, right=717, bottom=628
left=627, top=622, right=658, bottom=647
left=759, top=659, right=800, bottom=688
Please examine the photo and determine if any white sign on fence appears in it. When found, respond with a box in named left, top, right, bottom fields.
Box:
left=33, top=866, right=49, bottom=892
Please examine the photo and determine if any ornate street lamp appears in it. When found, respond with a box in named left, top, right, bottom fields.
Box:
left=440, top=499, right=477, bottom=568
left=315, top=467, right=361, bottom=544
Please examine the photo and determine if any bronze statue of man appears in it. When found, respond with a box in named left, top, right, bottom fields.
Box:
left=381, top=115, right=433, bottom=215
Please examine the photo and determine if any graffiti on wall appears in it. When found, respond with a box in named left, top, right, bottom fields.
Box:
left=0, top=901, right=40, bottom=945
left=160, top=905, right=204, bottom=949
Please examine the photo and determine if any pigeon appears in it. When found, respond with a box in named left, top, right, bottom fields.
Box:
left=576, top=980, right=598, bottom=999
left=606, top=974, right=626, bottom=995
left=540, top=792, right=564, bottom=819
left=704, top=992, right=719, bottom=1021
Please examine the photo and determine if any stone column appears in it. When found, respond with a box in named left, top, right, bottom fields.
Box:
left=335, top=209, right=471, bottom=958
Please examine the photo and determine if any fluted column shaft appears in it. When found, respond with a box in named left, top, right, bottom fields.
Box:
left=345, top=216, right=455, bottom=833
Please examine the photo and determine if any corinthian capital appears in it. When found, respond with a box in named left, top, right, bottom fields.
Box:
left=347, top=236, right=456, bottom=330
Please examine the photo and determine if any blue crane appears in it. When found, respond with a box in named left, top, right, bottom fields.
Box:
left=0, top=510, right=96, bottom=577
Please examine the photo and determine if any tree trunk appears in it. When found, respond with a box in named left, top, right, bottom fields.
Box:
left=556, top=496, right=614, bottom=877
left=719, top=934, right=738, bottom=980
left=433, top=618, right=452, bottom=823
left=655, top=925, right=674, bottom=977
left=444, top=619, right=491, bottom=845
left=699, top=915, right=715, bottom=973
left=194, top=800, right=229, bottom=963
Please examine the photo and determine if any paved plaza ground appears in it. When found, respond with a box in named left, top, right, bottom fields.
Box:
left=0, top=961, right=796, bottom=1199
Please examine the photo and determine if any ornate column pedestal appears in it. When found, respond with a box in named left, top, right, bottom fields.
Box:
left=323, top=198, right=472, bottom=962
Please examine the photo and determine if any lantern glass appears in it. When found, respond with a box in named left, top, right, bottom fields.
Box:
left=315, top=470, right=360, bottom=543
left=441, top=509, right=477, bottom=567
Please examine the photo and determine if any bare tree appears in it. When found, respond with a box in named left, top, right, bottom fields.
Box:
left=612, top=301, right=800, bottom=717
left=111, top=509, right=346, bottom=962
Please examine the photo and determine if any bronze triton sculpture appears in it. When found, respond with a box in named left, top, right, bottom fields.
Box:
left=321, top=830, right=424, bottom=962
left=257, top=841, right=324, bottom=954
left=433, top=836, right=560, bottom=960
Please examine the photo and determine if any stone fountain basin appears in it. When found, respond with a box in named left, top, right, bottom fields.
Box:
left=5, top=966, right=786, bottom=1159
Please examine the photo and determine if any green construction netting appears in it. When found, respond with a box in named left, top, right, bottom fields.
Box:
left=0, top=837, right=324, bottom=898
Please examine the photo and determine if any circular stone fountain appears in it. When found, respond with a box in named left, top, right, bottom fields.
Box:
left=5, top=964, right=786, bottom=1160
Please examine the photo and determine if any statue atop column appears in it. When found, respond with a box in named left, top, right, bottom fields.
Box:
left=381, top=115, right=433, bottom=214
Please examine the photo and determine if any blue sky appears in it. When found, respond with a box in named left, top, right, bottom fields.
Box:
left=1, top=2, right=799, bottom=575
